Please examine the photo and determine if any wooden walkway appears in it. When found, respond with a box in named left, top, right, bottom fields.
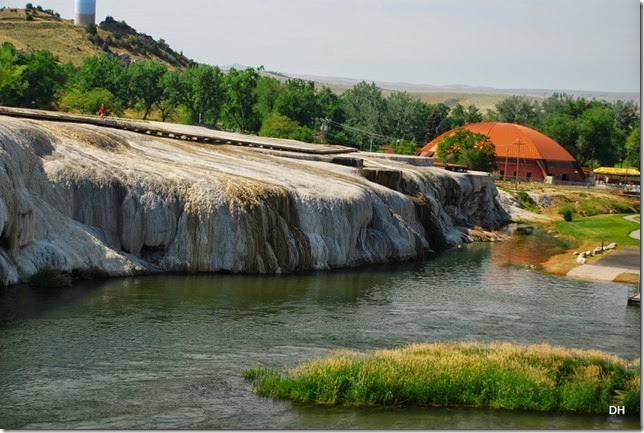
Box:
left=0, top=106, right=358, bottom=156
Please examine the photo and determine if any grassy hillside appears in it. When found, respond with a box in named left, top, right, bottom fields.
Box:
left=0, top=6, right=190, bottom=68
left=0, top=7, right=98, bottom=66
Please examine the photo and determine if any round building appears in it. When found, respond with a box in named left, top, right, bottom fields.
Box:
left=419, top=121, right=585, bottom=183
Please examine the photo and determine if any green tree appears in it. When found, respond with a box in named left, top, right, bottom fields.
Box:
left=0, top=43, right=67, bottom=109
left=436, top=128, right=497, bottom=172
left=0, top=43, right=28, bottom=106
left=539, top=93, right=591, bottom=161
left=314, top=86, right=346, bottom=144
left=577, top=104, right=616, bottom=166
left=176, top=63, right=225, bottom=125
left=59, top=87, right=122, bottom=116
left=157, top=69, right=180, bottom=122
left=423, top=102, right=452, bottom=142
left=125, top=60, right=168, bottom=119
left=541, top=112, right=579, bottom=157
left=222, top=66, right=261, bottom=132
left=273, top=78, right=319, bottom=127
left=449, top=103, right=483, bottom=128
left=68, top=55, right=126, bottom=103
left=624, top=125, right=640, bottom=169
left=385, top=91, right=425, bottom=144
left=612, top=100, right=640, bottom=135
left=487, top=95, right=540, bottom=127
left=342, top=81, right=388, bottom=149
left=253, top=75, right=281, bottom=121
left=611, top=99, right=640, bottom=167
left=258, top=113, right=313, bottom=142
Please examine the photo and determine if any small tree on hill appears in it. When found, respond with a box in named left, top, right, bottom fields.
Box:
left=436, top=128, right=497, bottom=172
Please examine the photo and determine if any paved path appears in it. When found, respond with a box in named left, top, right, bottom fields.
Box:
left=567, top=215, right=640, bottom=282
left=624, top=214, right=640, bottom=240
left=567, top=248, right=640, bottom=281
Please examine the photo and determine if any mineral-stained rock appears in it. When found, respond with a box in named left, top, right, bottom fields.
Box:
left=0, top=116, right=510, bottom=285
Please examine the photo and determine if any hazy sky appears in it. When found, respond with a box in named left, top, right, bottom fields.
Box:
left=3, top=0, right=641, bottom=92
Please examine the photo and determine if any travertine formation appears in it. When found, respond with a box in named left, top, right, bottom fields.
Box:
left=0, top=116, right=510, bottom=285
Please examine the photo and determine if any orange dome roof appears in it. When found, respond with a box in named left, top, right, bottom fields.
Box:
left=421, top=122, right=577, bottom=162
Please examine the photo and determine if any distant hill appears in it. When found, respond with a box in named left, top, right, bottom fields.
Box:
left=291, top=74, right=640, bottom=111
left=0, top=6, right=191, bottom=68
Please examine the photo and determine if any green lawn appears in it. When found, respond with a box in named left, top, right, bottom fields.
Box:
left=554, top=214, right=640, bottom=248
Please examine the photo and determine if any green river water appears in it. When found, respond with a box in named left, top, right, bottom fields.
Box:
left=0, top=228, right=640, bottom=429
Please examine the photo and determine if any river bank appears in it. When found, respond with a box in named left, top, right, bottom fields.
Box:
left=496, top=184, right=640, bottom=284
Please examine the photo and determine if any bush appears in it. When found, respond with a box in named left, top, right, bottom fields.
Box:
left=258, top=114, right=309, bottom=141
left=59, top=87, right=123, bottom=116
left=558, top=205, right=575, bottom=222
left=30, top=265, right=72, bottom=288
left=516, top=191, right=540, bottom=213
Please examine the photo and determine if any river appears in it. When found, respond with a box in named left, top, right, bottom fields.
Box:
left=0, top=228, right=640, bottom=429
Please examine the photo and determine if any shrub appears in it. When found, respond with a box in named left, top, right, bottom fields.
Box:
left=516, top=191, right=540, bottom=213
left=558, top=205, right=575, bottom=222
left=59, top=87, right=123, bottom=116
left=30, top=265, right=72, bottom=288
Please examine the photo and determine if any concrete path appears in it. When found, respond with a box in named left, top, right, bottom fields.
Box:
left=567, top=215, right=640, bottom=282
left=567, top=248, right=640, bottom=281
left=624, top=214, right=640, bottom=240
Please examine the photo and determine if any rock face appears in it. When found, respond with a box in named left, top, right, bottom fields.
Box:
left=0, top=116, right=510, bottom=285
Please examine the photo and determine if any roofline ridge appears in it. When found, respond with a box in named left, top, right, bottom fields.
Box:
left=484, top=121, right=497, bottom=137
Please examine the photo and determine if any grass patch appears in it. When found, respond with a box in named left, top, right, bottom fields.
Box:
left=245, top=342, right=640, bottom=415
left=576, top=198, right=637, bottom=217
left=553, top=214, right=640, bottom=249
left=541, top=213, right=639, bottom=275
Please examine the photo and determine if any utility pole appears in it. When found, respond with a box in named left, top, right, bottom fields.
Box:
left=504, top=145, right=509, bottom=181
left=514, top=138, right=524, bottom=189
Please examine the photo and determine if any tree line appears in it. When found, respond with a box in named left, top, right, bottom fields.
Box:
left=0, top=41, right=639, bottom=169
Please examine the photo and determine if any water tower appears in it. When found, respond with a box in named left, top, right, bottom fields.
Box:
left=74, top=0, right=96, bottom=26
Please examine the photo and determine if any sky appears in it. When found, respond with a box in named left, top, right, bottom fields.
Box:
left=2, top=0, right=641, bottom=93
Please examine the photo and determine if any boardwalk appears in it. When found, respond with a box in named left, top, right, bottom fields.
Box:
left=0, top=106, right=357, bottom=156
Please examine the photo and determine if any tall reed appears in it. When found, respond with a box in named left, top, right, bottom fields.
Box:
left=245, top=341, right=640, bottom=415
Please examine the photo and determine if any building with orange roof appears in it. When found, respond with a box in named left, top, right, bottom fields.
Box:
left=419, top=122, right=585, bottom=182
